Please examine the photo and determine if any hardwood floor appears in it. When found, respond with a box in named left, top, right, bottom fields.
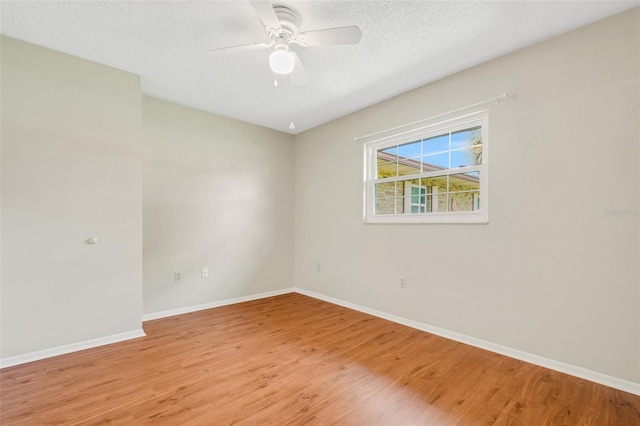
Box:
left=1, top=293, right=639, bottom=425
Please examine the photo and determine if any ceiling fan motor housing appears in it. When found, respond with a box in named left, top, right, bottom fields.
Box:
left=272, top=6, right=300, bottom=38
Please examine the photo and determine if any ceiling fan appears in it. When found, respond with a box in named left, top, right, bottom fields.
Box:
left=208, top=1, right=362, bottom=85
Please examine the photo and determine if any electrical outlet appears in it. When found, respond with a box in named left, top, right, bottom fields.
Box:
left=201, top=267, right=208, bottom=278
left=174, top=272, right=182, bottom=282
left=316, top=262, right=321, bottom=272
left=400, top=277, right=406, bottom=289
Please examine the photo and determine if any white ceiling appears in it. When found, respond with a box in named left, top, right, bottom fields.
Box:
left=1, top=1, right=638, bottom=134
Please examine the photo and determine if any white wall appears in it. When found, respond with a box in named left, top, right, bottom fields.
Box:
left=294, top=9, right=640, bottom=384
left=142, top=97, right=294, bottom=315
left=1, top=37, right=143, bottom=358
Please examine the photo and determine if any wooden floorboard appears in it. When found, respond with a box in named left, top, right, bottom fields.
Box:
left=1, top=293, right=639, bottom=425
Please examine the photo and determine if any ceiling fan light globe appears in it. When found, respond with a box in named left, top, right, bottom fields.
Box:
left=269, top=49, right=295, bottom=74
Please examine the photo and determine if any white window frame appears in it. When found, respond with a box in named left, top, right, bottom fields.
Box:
left=363, top=110, right=488, bottom=224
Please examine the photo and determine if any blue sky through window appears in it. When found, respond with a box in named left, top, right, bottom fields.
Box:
left=381, top=126, right=480, bottom=170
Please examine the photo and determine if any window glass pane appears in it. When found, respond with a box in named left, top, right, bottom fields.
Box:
left=375, top=182, right=397, bottom=215
left=377, top=148, right=398, bottom=178
left=397, top=179, right=422, bottom=214
left=397, top=140, right=421, bottom=159
left=450, top=147, right=479, bottom=168
left=422, top=175, right=448, bottom=192
left=421, top=152, right=449, bottom=171
left=450, top=171, right=480, bottom=192
left=410, top=185, right=425, bottom=204
left=407, top=188, right=425, bottom=213
left=449, top=172, right=480, bottom=212
left=414, top=185, right=427, bottom=213
left=449, top=191, right=476, bottom=212
left=380, top=145, right=398, bottom=156
left=451, top=126, right=481, bottom=150
left=375, top=198, right=395, bottom=215
left=377, top=159, right=396, bottom=178
left=421, top=176, right=448, bottom=212
left=471, top=144, right=482, bottom=165
left=473, top=192, right=480, bottom=211
left=398, top=157, right=422, bottom=176
left=419, top=178, right=439, bottom=213
left=395, top=192, right=405, bottom=214
left=423, top=134, right=449, bottom=155
left=440, top=193, right=451, bottom=213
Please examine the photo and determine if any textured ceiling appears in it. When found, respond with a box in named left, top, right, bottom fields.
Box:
left=1, top=1, right=638, bottom=134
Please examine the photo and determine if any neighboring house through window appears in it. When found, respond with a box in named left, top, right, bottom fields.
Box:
left=363, top=110, right=488, bottom=224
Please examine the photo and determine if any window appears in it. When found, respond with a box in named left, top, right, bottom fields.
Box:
left=363, top=111, right=488, bottom=224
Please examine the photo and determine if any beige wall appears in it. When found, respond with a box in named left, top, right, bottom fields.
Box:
left=142, top=97, right=294, bottom=315
left=294, top=9, right=640, bottom=384
left=1, top=37, right=143, bottom=358
left=0, top=37, right=295, bottom=361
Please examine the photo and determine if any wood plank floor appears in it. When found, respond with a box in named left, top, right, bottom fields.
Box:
left=1, top=293, right=639, bottom=425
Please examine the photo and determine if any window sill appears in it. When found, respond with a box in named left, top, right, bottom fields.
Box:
left=363, top=212, right=488, bottom=224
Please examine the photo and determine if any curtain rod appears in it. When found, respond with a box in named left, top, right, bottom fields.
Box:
left=354, top=93, right=514, bottom=144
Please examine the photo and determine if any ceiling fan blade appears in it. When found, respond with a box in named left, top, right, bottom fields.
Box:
left=208, top=41, right=273, bottom=56
left=249, top=0, right=281, bottom=30
left=297, top=25, right=362, bottom=46
left=291, top=52, right=308, bottom=86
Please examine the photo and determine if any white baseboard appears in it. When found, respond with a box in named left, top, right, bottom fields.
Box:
left=142, top=287, right=296, bottom=321
left=294, top=288, right=640, bottom=396
left=0, top=329, right=146, bottom=369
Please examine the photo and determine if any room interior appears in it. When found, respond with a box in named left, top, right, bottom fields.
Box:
left=1, top=0, right=639, bottom=423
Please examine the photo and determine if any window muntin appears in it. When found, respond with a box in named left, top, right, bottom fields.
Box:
left=364, top=112, right=488, bottom=224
